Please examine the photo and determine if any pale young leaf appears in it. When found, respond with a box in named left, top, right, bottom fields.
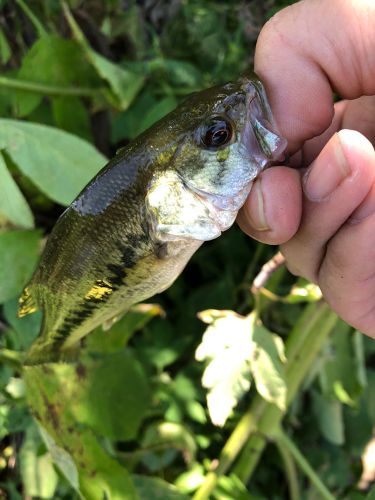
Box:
left=196, top=310, right=253, bottom=426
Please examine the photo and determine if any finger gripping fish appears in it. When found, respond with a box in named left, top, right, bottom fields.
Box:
left=19, top=76, right=287, bottom=365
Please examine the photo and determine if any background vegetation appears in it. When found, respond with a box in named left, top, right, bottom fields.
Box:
left=0, top=0, right=374, bottom=498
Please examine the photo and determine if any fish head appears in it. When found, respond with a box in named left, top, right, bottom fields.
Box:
left=162, top=77, right=287, bottom=228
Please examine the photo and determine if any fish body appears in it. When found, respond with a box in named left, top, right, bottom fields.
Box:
left=20, top=77, right=287, bottom=364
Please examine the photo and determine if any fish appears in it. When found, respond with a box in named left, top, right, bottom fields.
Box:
left=19, top=76, right=287, bottom=365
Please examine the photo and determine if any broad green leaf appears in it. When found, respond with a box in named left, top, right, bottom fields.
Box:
left=319, top=320, right=366, bottom=405
left=133, top=475, right=190, bottom=500
left=86, top=303, right=164, bottom=354
left=111, top=91, right=156, bottom=142
left=141, top=422, right=197, bottom=472
left=172, top=374, right=207, bottom=424
left=51, top=96, right=92, bottom=141
left=20, top=424, right=58, bottom=499
left=250, top=319, right=287, bottom=411
left=0, top=153, right=34, bottom=229
left=23, top=364, right=138, bottom=500
left=0, top=230, right=40, bottom=303
left=3, top=297, right=42, bottom=350
left=149, top=58, right=202, bottom=87
left=15, top=35, right=99, bottom=117
left=38, top=426, right=79, bottom=492
left=196, top=310, right=253, bottom=426
left=311, top=390, right=344, bottom=445
left=90, top=53, right=145, bottom=111
left=72, top=350, right=151, bottom=441
left=136, top=316, right=189, bottom=370
left=344, top=397, right=373, bottom=454
left=0, top=119, right=107, bottom=205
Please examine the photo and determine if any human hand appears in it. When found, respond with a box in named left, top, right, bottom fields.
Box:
left=238, top=0, right=375, bottom=338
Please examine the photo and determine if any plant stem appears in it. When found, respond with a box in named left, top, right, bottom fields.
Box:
left=192, top=400, right=266, bottom=500
left=276, top=430, right=335, bottom=500
left=193, top=302, right=338, bottom=499
left=15, top=0, right=48, bottom=38
left=0, top=76, right=101, bottom=97
left=274, top=436, right=300, bottom=500
left=234, top=302, right=337, bottom=482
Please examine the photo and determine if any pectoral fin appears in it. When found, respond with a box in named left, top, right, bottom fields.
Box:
left=145, top=172, right=221, bottom=242
left=18, top=286, right=38, bottom=317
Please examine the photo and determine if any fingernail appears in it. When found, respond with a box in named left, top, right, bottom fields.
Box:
left=304, top=132, right=351, bottom=201
left=248, top=177, right=270, bottom=231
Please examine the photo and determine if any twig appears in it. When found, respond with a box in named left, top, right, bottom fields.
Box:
left=0, top=76, right=102, bottom=97
left=276, top=430, right=335, bottom=500
left=251, top=250, right=285, bottom=295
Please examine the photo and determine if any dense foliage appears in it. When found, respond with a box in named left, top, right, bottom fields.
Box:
left=0, top=1, right=374, bottom=499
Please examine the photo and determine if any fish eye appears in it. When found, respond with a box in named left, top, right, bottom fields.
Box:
left=201, top=117, right=234, bottom=150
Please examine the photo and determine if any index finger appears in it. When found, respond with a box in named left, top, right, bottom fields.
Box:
left=255, top=0, right=375, bottom=152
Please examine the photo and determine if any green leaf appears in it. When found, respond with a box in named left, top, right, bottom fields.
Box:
left=0, top=27, right=11, bottom=65
left=133, top=475, right=190, bottom=500
left=250, top=319, right=287, bottom=411
left=215, top=474, right=262, bottom=500
left=20, top=424, right=58, bottom=499
left=175, top=463, right=205, bottom=493
left=3, top=297, right=42, bottom=350
left=311, top=390, right=344, bottom=445
left=157, top=58, right=202, bottom=87
left=15, top=35, right=99, bottom=116
left=23, top=364, right=138, bottom=500
left=366, top=486, right=375, bottom=500
left=5, top=377, right=25, bottom=399
left=86, top=303, right=164, bottom=354
left=136, top=96, right=178, bottom=135
left=0, top=230, right=40, bottom=303
left=51, top=96, right=92, bottom=141
left=196, top=310, right=253, bottom=426
left=72, top=350, right=151, bottom=441
left=136, top=316, right=190, bottom=371
left=0, top=152, right=34, bottom=229
left=89, top=53, right=145, bottom=111
left=319, top=320, right=366, bottom=405
left=37, top=426, right=80, bottom=492
left=286, top=278, right=322, bottom=303
left=0, top=119, right=107, bottom=205
left=141, top=422, right=197, bottom=472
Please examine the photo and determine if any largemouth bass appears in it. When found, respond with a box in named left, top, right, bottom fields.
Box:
left=19, top=76, right=287, bottom=365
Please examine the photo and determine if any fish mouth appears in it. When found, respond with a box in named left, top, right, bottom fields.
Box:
left=187, top=181, right=253, bottom=212
left=240, top=80, right=287, bottom=171
left=186, top=181, right=253, bottom=233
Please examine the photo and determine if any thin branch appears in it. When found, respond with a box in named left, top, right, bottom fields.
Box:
left=251, top=250, right=285, bottom=294
left=0, top=76, right=102, bottom=97
left=276, top=430, right=335, bottom=500
left=15, top=0, right=48, bottom=38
